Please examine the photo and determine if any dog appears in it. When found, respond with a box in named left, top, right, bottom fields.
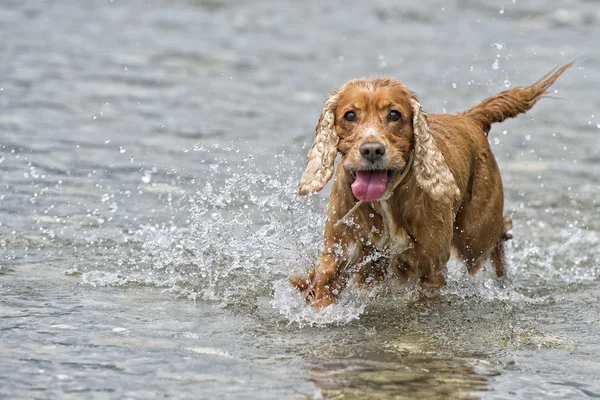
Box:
left=290, top=62, right=572, bottom=309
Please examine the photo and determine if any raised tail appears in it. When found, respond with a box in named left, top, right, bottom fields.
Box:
left=461, top=61, right=573, bottom=134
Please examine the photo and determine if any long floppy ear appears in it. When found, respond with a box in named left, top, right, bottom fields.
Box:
left=297, top=92, right=340, bottom=195
left=411, top=98, right=460, bottom=203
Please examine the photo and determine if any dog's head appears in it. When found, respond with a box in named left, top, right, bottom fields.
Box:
left=298, top=78, right=459, bottom=203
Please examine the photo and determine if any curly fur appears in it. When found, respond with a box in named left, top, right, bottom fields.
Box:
left=298, top=92, right=340, bottom=195
left=411, top=99, right=461, bottom=203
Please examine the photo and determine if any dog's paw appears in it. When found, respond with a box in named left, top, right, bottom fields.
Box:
left=289, top=275, right=336, bottom=310
left=289, top=275, right=309, bottom=292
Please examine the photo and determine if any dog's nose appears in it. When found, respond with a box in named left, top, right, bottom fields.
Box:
left=359, top=142, right=386, bottom=163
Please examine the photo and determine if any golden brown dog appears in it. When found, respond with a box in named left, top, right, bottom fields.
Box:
left=291, top=62, right=572, bottom=309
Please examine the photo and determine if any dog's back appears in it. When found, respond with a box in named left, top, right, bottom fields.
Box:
left=427, top=62, right=573, bottom=276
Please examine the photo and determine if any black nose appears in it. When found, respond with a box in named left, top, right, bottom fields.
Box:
left=359, top=142, right=386, bottom=163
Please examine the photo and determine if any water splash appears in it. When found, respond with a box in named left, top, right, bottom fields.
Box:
left=79, top=146, right=600, bottom=326
left=272, top=280, right=370, bottom=327
left=121, top=146, right=350, bottom=315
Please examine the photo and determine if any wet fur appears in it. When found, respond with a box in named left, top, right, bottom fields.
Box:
left=292, top=63, right=572, bottom=309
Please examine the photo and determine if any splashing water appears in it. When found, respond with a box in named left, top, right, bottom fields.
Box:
left=102, top=145, right=380, bottom=325
left=136, top=154, right=317, bottom=287
left=79, top=145, right=600, bottom=326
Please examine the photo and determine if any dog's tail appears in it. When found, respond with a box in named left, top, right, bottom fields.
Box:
left=461, top=61, right=573, bottom=135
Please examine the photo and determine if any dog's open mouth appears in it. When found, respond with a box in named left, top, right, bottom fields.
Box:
left=350, top=170, right=394, bottom=201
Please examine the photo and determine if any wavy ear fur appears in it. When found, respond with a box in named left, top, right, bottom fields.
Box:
left=298, top=92, right=340, bottom=195
left=411, top=98, right=460, bottom=203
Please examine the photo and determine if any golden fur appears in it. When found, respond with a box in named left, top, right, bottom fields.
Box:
left=291, top=62, right=573, bottom=309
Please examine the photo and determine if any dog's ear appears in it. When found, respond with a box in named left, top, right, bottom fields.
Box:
left=411, top=98, right=460, bottom=203
left=298, top=91, right=340, bottom=195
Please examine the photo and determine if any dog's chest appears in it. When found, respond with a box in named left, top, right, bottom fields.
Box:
left=370, top=200, right=412, bottom=255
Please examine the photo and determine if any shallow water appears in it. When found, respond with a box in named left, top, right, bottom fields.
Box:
left=1, top=0, right=600, bottom=398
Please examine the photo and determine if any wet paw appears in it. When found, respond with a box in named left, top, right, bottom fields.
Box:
left=289, top=275, right=309, bottom=292
left=289, top=275, right=336, bottom=310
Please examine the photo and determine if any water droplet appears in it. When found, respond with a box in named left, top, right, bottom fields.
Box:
left=0, top=153, right=4, bottom=163
left=109, top=202, right=118, bottom=213
left=119, top=146, right=126, bottom=154
left=129, top=156, right=135, bottom=162
left=452, top=83, right=457, bottom=89
left=491, top=59, right=500, bottom=70
left=104, top=139, right=110, bottom=144
left=493, top=43, right=503, bottom=49
left=141, top=171, right=152, bottom=184
left=503, top=79, right=511, bottom=87
left=92, top=115, right=98, bottom=120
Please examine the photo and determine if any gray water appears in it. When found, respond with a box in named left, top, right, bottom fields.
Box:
left=1, top=0, right=599, bottom=398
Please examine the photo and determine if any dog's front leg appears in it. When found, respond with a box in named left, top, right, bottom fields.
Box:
left=290, top=220, right=358, bottom=309
left=290, top=179, right=363, bottom=309
left=292, top=254, right=342, bottom=309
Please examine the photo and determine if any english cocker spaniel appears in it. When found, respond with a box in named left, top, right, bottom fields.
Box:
left=291, top=62, right=572, bottom=309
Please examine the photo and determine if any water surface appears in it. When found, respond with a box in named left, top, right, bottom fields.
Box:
left=1, top=0, right=600, bottom=398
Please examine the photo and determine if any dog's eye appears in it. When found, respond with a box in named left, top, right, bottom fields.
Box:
left=344, top=111, right=356, bottom=122
left=388, top=110, right=402, bottom=122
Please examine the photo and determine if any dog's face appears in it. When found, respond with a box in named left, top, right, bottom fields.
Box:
left=298, top=77, right=458, bottom=204
left=334, top=79, right=415, bottom=201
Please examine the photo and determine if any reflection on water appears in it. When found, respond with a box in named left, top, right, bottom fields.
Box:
left=1, top=0, right=600, bottom=398
left=309, top=359, right=486, bottom=399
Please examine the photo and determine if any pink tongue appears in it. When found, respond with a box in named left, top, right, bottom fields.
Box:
left=351, top=170, right=388, bottom=201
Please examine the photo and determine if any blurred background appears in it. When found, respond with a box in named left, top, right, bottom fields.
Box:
left=1, top=1, right=599, bottom=398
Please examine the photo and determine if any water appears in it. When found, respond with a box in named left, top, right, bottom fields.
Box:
left=1, top=0, right=600, bottom=398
